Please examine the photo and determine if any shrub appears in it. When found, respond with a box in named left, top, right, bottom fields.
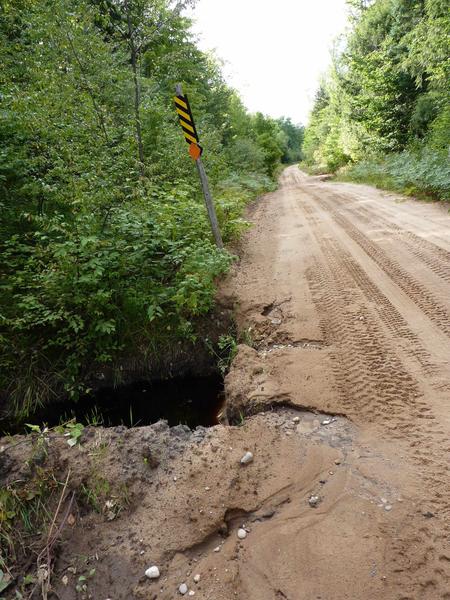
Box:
left=341, top=148, right=450, bottom=200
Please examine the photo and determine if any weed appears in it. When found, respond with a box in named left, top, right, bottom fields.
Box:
left=237, top=411, right=246, bottom=427
left=76, top=568, right=96, bottom=594
left=239, top=327, right=255, bottom=348
left=83, top=406, right=104, bottom=427
left=80, top=475, right=110, bottom=514
left=204, top=332, right=238, bottom=375
left=0, top=468, right=59, bottom=576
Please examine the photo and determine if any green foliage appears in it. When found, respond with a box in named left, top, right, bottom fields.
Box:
left=0, top=467, right=58, bottom=569
left=216, top=334, right=238, bottom=376
left=303, top=0, right=449, bottom=199
left=341, top=148, right=450, bottom=200
left=65, top=421, right=84, bottom=447
left=0, top=0, right=300, bottom=414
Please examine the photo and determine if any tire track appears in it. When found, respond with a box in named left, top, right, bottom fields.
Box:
left=296, top=197, right=436, bottom=376
left=310, top=191, right=450, bottom=337
left=300, top=210, right=449, bottom=597
left=343, top=202, right=450, bottom=285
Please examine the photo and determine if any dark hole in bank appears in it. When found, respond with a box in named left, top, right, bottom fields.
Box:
left=2, top=374, right=225, bottom=435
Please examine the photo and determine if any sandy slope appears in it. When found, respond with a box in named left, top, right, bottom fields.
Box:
left=3, top=167, right=449, bottom=600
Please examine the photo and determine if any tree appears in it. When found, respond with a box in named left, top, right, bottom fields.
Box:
left=94, top=0, right=195, bottom=176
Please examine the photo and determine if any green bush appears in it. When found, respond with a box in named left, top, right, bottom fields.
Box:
left=0, top=0, right=302, bottom=417
left=0, top=186, right=234, bottom=414
left=341, top=148, right=450, bottom=200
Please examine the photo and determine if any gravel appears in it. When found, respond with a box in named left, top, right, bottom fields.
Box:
left=308, top=495, right=320, bottom=508
left=240, top=451, right=254, bottom=465
left=179, top=583, right=188, bottom=595
left=145, top=566, right=160, bottom=579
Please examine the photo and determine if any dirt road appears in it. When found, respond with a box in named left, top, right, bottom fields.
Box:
left=222, top=166, right=450, bottom=598
left=4, top=167, right=449, bottom=600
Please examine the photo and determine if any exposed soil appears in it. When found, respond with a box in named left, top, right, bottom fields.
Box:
left=1, top=167, right=449, bottom=600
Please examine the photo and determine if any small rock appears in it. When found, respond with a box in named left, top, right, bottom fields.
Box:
left=188, top=592, right=195, bottom=597
left=145, top=566, right=160, bottom=579
left=293, top=416, right=300, bottom=423
left=179, top=583, right=188, bottom=595
left=384, top=505, right=392, bottom=511
left=308, top=495, right=321, bottom=508
left=61, top=575, right=69, bottom=586
left=193, top=574, right=200, bottom=583
left=422, top=511, right=434, bottom=518
left=321, top=419, right=332, bottom=425
left=237, top=528, right=247, bottom=539
left=213, top=546, right=221, bottom=552
left=240, top=451, right=253, bottom=465
left=334, top=458, right=341, bottom=465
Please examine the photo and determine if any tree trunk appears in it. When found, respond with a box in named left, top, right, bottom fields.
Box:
left=125, top=0, right=145, bottom=177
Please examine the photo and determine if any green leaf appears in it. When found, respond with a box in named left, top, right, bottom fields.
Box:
left=25, top=424, right=41, bottom=433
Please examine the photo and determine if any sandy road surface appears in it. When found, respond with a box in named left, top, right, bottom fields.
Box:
left=222, top=166, right=450, bottom=598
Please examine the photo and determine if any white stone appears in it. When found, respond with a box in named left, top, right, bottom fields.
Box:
left=188, top=592, right=195, bottom=597
left=384, top=504, right=392, bottom=511
left=179, top=583, right=188, bottom=595
left=293, top=416, right=300, bottom=423
left=193, top=574, right=200, bottom=583
left=237, top=528, right=247, bottom=539
left=145, top=566, right=160, bottom=579
left=213, top=546, right=221, bottom=552
left=240, top=451, right=253, bottom=465
left=308, top=495, right=320, bottom=508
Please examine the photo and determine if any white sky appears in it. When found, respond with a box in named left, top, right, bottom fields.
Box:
left=189, top=0, right=349, bottom=125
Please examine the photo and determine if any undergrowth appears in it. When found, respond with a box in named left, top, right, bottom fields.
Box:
left=339, top=149, right=450, bottom=201
left=0, top=424, right=126, bottom=594
left=0, top=172, right=273, bottom=417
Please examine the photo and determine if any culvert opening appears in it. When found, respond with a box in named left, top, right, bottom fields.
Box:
left=2, top=374, right=225, bottom=435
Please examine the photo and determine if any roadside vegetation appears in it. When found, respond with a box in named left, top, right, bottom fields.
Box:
left=302, top=0, right=450, bottom=200
left=0, top=0, right=303, bottom=416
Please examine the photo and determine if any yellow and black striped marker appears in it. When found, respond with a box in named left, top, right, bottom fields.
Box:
left=174, top=93, right=203, bottom=159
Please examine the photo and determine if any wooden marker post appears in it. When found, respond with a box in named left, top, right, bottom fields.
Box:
left=174, top=84, right=224, bottom=249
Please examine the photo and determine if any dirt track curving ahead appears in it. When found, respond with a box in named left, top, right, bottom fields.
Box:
left=222, top=166, right=450, bottom=599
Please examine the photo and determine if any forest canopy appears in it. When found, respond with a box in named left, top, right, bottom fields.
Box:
left=302, top=0, right=450, bottom=199
left=0, top=0, right=303, bottom=414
